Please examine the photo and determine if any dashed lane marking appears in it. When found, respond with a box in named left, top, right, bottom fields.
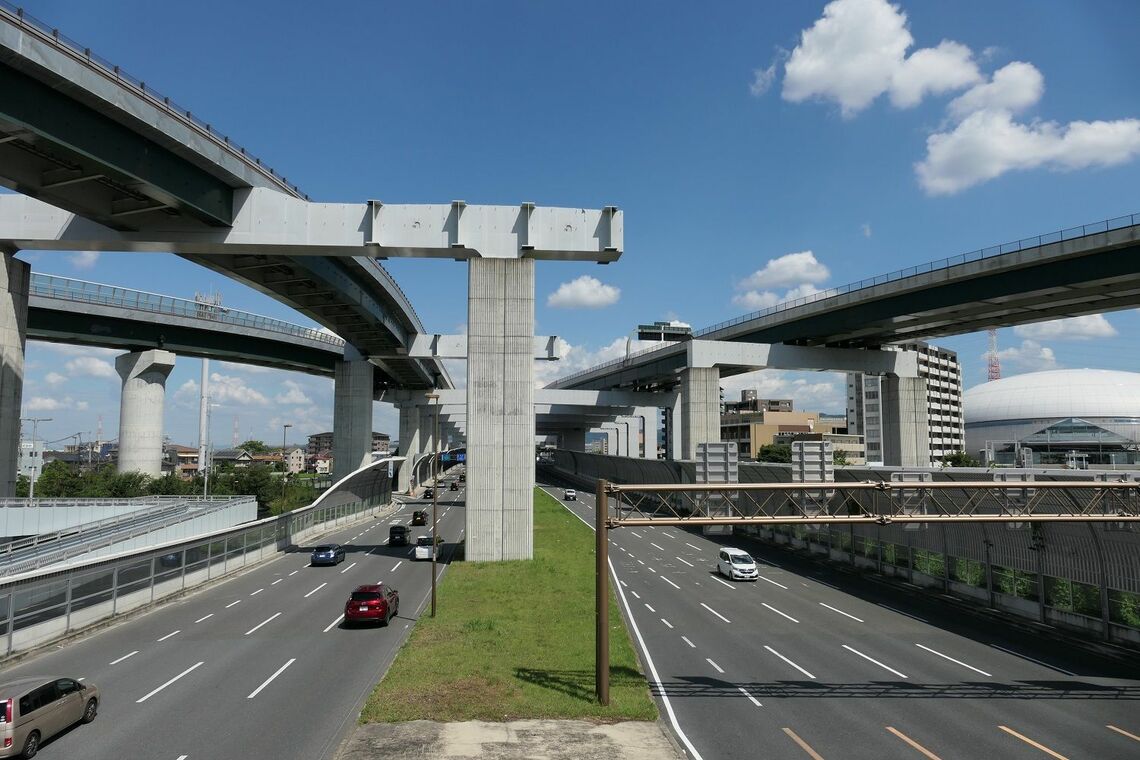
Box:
left=706, top=658, right=724, bottom=674
left=156, top=630, right=180, bottom=642
left=681, top=636, right=696, bottom=648
left=915, top=644, right=992, bottom=677
left=661, top=576, right=681, bottom=589
left=764, top=645, right=815, bottom=679
left=676, top=557, right=694, bottom=567
left=712, top=576, right=736, bottom=590
left=885, top=727, right=942, bottom=760
left=762, top=602, right=799, bottom=623
left=247, top=658, right=297, bottom=699
left=194, top=614, right=213, bottom=623
left=136, top=661, right=204, bottom=703
left=997, top=726, right=1069, bottom=760
left=244, top=612, right=282, bottom=636
left=340, top=562, right=358, bottom=574
left=225, top=600, right=242, bottom=609
left=109, top=650, right=138, bottom=665
left=644, top=603, right=656, bottom=613
left=758, top=575, right=789, bottom=590
left=701, top=602, right=731, bottom=623
left=782, top=728, right=824, bottom=760
left=303, top=583, right=327, bottom=599
left=819, top=602, right=863, bottom=622
left=738, top=686, right=762, bottom=707
left=323, top=614, right=345, bottom=633
left=842, top=644, right=908, bottom=679
left=661, top=618, right=673, bottom=629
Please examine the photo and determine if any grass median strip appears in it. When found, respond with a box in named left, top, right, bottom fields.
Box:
left=361, top=488, right=658, bottom=722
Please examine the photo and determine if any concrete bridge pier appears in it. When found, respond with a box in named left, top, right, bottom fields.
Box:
left=634, top=407, right=659, bottom=459
left=680, top=366, right=721, bottom=460
left=418, top=405, right=437, bottom=483
left=592, top=426, right=618, bottom=456
left=116, top=349, right=176, bottom=476
left=1, top=252, right=29, bottom=496
left=466, top=257, right=535, bottom=561
left=332, top=348, right=373, bottom=482
left=562, top=427, right=587, bottom=452
left=396, top=404, right=421, bottom=493
left=881, top=375, right=931, bottom=467
left=601, top=421, right=628, bottom=457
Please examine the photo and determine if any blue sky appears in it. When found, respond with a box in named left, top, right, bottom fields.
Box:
left=15, top=0, right=1140, bottom=450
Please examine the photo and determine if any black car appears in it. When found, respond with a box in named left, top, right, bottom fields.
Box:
left=310, top=544, right=345, bottom=566
left=449, top=481, right=458, bottom=491
left=389, top=524, right=410, bottom=546
left=411, top=510, right=428, bottom=526
left=423, top=488, right=434, bottom=499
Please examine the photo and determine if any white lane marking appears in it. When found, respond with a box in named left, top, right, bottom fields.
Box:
left=819, top=602, right=864, bottom=623
left=391, top=561, right=402, bottom=572
left=177, top=756, right=188, bottom=760
left=194, top=614, right=214, bottom=624
left=738, top=686, right=762, bottom=707
left=629, top=590, right=641, bottom=600
left=764, top=645, right=816, bottom=679
left=323, top=614, right=345, bottom=633
left=247, top=658, right=297, bottom=699
left=288, top=570, right=299, bottom=577
left=619, top=580, right=628, bottom=587
left=109, top=650, right=138, bottom=665
left=250, top=589, right=263, bottom=596
left=156, top=630, right=181, bottom=642
left=556, top=487, right=705, bottom=760
left=661, top=576, right=681, bottom=590
left=701, top=602, right=731, bottom=623
left=244, top=612, right=282, bottom=636
left=712, top=576, right=736, bottom=590
left=685, top=543, right=702, bottom=551
left=843, top=644, right=908, bottom=678
left=675, top=556, right=694, bottom=567
left=304, top=583, right=327, bottom=598
left=877, top=603, right=928, bottom=623
left=637, top=560, right=645, bottom=566
left=630, top=531, right=643, bottom=538
left=682, top=636, right=696, bottom=648
left=651, top=543, right=665, bottom=551
left=661, top=618, right=674, bottom=629
left=916, top=644, right=992, bottom=676
left=225, top=600, right=242, bottom=609
left=136, top=661, right=204, bottom=703
left=271, top=579, right=283, bottom=585
left=989, top=644, right=1075, bottom=676
left=757, top=575, right=789, bottom=590
left=644, top=603, right=656, bottom=613
left=340, top=562, right=358, bottom=574
left=761, top=603, right=799, bottom=623
left=705, top=657, right=724, bottom=674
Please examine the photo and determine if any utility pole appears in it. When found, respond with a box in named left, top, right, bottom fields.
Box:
left=426, top=393, right=440, bottom=617
left=20, top=417, right=52, bottom=499
left=198, top=359, right=209, bottom=494
left=281, top=423, right=292, bottom=501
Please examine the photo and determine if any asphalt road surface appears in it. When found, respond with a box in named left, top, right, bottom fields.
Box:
left=0, top=475, right=467, bottom=760
left=539, top=476, right=1140, bottom=760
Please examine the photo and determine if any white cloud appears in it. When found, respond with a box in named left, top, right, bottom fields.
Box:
left=732, top=291, right=781, bottom=311
left=44, top=372, right=66, bottom=386
left=916, top=110, right=1140, bottom=195
left=207, top=372, right=270, bottom=406
left=750, top=63, right=777, bottom=96
left=1013, top=314, right=1117, bottom=341
left=667, top=319, right=691, bottom=329
left=65, top=356, right=117, bottom=379
left=24, top=395, right=87, bottom=412
left=720, top=370, right=848, bottom=413
left=537, top=335, right=666, bottom=389
left=274, top=380, right=313, bottom=405
left=947, top=61, right=1044, bottom=119
left=781, top=0, right=979, bottom=117
left=995, top=340, right=1058, bottom=372
left=547, top=276, right=621, bottom=309
left=69, top=251, right=100, bottom=270
left=861, top=223, right=872, bottom=238
left=738, top=251, right=829, bottom=290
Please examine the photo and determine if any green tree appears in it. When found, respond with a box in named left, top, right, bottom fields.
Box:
left=33, top=460, right=83, bottom=497
left=756, top=444, right=792, bottom=463
left=833, top=449, right=850, bottom=466
left=239, top=440, right=269, bottom=454
left=940, top=451, right=980, bottom=468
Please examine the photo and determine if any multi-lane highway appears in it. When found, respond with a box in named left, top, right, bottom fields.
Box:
left=0, top=475, right=467, bottom=760
left=539, top=476, right=1140, bottom=760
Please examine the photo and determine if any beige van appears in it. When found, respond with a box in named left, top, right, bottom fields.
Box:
left=0, top=676, right=99, bottom=758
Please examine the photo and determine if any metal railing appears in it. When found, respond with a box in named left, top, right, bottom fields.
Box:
left=0, top=2, right=306, bottom=199
left=550, top=211, right=1140, bottom=387
left=30, top=273, right=345, bottom=348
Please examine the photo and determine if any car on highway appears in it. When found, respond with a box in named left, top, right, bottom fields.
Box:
left=411, top=510, right=428, bottom=526
left=0, top=676, right=99, bottom=758
left=414, top=534, right=444, bottom=561
left=563, top=489, right=577, bottom=501
left=343, top=584, right=400, bottom=626
left=449, top=481, right=458, bottom=491
left=422, top=488, right=434, bottom=499
left=458, top=472, right=465, bottom=482
left=388, top=524, right=410, bottom=546
left=310, top=544, right=346, bottom=566
left=716, top=547, right=758, bottom=581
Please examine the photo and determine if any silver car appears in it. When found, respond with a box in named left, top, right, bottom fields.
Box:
left=0, top=676, right=99, bottom=758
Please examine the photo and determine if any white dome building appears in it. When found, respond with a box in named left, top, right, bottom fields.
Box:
left=964, top=369, right=1140, bottom=467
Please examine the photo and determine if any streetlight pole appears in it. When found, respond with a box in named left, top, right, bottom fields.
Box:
left=20, top=417, right=52, bottom=499
left=281, top=423, right=293, bottom=501
left=426, top=393, right=440, bottom=618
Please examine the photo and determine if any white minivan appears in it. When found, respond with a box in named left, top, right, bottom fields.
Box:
left=717, top=547, right=758, bottom=581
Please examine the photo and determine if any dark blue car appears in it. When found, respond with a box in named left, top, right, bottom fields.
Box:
left=310, top=544, right=345, bottom=566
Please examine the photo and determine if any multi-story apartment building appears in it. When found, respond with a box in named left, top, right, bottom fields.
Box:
left=847, top=341, right=964, bottom=466
left=720, top=394, right=852, bottom=460
left=306, top=431, right=390, bottom=458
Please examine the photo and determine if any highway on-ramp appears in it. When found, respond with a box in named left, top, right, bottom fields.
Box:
left=538, top=476, right=1140, bottom=760
left=0, top=479, right=467, bottom=760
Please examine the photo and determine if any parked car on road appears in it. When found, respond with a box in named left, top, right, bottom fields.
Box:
left=414, top=534, right=444, bottom=561
left=389, top=525, right=410, bottom=546
left=310, top=544, right=346, bottom=566
left=563, top=489, right=577, bottom=501
left=411, top=510, right=428, bottom=526
left=344, top=584, right=399, bottom=626
left=716, top=547, right=758, bottom=581
left=0, top=676, right=99, bottom=759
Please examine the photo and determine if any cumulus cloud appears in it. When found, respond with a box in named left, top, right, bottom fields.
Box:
left=24, top=395, right=88, bottom=412
left=731, top=283, right=826, bottom=312
left=720, top=369, right=848, bottom=413
left=996, top=339, right=1057, bottom=372
left=547, top=276, right=621, bottom=309
left=750, top=62, right=777, bottom=96
left=738, top=251, right=830, bottom=290
left=69, top=251, right=100, bottom=270
left=44, top=372, right=66, bottom=386
left=1014, top=314, right=1117, bottom=341
left=66, top=356, right=117, bottom=379
left=274, top=380, right=313, bottom=405
left=947, top=61, right=1044, bottom=119
left=782, top=0, right=980, bottom=117
left=536, top=335, right=666, bottom=389
left=207, top=373, right=270, bottom=406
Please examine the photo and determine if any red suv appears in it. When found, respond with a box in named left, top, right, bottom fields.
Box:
left=343, top=584, right=399, bottom=626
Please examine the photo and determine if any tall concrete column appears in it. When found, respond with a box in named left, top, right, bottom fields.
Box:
left=881, top=375, right=930, bottom=467
left=593, top=426, right=617, bottom=456
left=562, top=427, right=587, bottom=452
left=1, top=252, right=29, bottom=497
left=467, top=258, right=535, bottom=561
left=332, top=350, right=373, bottom=482
left=665, top=399, right=682, bottom=461
left=397, top=405, right=420, bottom=493
left=116, top=349, right=176, bottom=476
left=419, top=406, right=437, bottom=483
left=635, top=407, right=659, bottom=459
left=680, top=366, right=721, bottom=460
